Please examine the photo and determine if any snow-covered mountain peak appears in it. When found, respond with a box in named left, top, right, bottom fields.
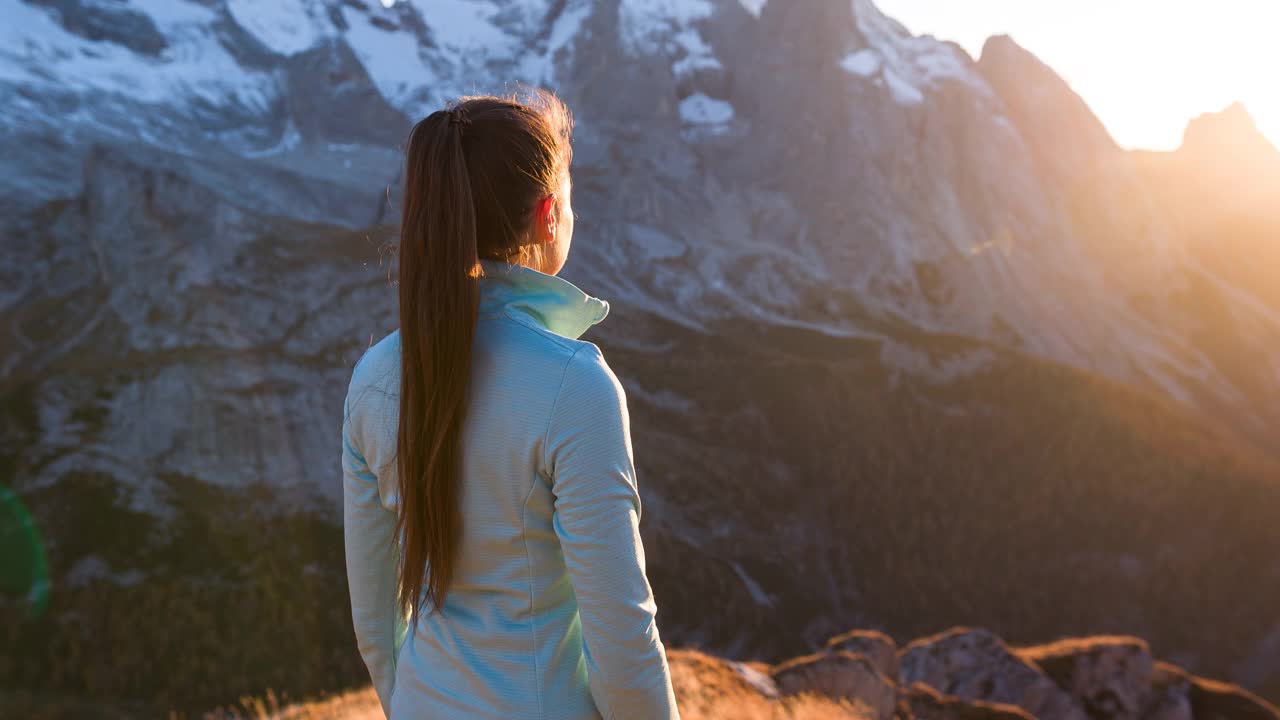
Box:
left=0, top=0, right=596, bottom=127
left=842, top=0, right=983, bottom=105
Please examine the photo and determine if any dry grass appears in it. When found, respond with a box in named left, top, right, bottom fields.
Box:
left=201, top=688, right=381, bottom=720
left=216, top=650, right=870, bottom=720
left=668, top=649, right=871, bottom=720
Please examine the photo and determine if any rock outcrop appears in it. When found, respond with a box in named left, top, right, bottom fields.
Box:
left=255, top=632, right=1278, bottom=720
left=899, top=629, right=1089, bottom=720
left=773, top=650, right=898, bottom=720
left=758, top=627, right=1280, bottom=720
left=902, top=682, right=1038, bottom=720
left=828, top=629, right=901, bottom=680
left=1018, top=636, right=1155, bottom=720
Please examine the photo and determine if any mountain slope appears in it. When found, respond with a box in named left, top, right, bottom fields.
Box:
left=5, top=0, right=1280, bottom=428
left=1134, top=103, right=1280, bottom=314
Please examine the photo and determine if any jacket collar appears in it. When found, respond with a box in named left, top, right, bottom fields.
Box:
left=478, top=259, right=610, bottom=339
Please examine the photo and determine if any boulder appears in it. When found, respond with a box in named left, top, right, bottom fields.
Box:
left=1188, top=674, right=1280, bottom=720
left=773, top=650, right=898, bottom=720
left=900, top=628, right=1088, bottom=720
left=902, top=681, right=1038, bottom=720
left=1018, top=635, right=1153, bottom=720
left=1141, top=662, right=1193, bottom=720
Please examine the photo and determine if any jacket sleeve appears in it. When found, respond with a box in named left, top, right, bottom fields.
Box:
left=342, top=375, right=407, bottom=718
left=544, top=345, right=680, bottom=720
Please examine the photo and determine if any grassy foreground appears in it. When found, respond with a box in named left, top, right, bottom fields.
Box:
left=208, top=650, right=868, bottom=720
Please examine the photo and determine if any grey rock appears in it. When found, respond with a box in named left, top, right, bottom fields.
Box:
left=903, top=681, right=1038, bottom=720
left=26, top=0, right=168, bottom=56
left=283, top=41, right=411, bottom=147
left=1188, top=673, right=1280, bottom=720
left=1018, top=636, right=1153, bottom=720
left=1142, top=662, right=1193, bottom=720
left=900, top=628, right=1089, bottom=720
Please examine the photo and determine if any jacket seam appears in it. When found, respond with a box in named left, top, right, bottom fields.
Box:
left=540, top=345, right=623, bottom=720
left=520, top=474, right=545, bottom=720
left=531, top=344, right=584, bottom=720
left=540, top=345, right=586, bottom=478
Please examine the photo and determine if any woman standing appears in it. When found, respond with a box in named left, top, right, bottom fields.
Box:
left=341, top=89, right=679, bottom=719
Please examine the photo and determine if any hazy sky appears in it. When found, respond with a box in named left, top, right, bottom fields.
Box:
left=875, top=0, right=1280, bottom=151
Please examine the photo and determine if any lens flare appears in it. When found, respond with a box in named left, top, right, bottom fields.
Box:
left=0, top=485, right=49, bottom=619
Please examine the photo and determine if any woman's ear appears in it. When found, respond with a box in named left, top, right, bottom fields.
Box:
left=536, top=194, right=557, bottom=244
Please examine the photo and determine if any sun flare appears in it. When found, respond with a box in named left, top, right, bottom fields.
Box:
left=877, top=0, right=1280, bottom=151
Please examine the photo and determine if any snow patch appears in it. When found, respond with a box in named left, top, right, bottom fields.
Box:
left=629, top=223, right=688, bottom=260
left=126, top=0, right=218, bottom=30
left=0, top=0, right=276, bottom=112
left=227, top=0, right=326, bottom=56
left=738, top=0, right=767, bottom=18
left=243, top=117, right=303, bottom=158
left=848, top=0, right=983, bottom=106
left=340, top=5, right=435, bottom=113
left=619, top=0, right=713, bottom=53
left=671, top=27, right=721, bottom=77
left=840, top=48, right=881, bottom=77
left=884, top=68, right=924, bottom=105
left=420, top=0, right=517, bottom=56
left=516, top=0, right=592, bottom=84
left=679, top=92, right=733, bottom=126
left=618, top=1, right=721, bottom=85
left=546, top=1, right=591, bottom=57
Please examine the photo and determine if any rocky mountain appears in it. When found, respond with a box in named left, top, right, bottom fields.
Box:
left=1134, top=103, right=1280, bottom=318
left=1, top=0, right=1278, bottom=715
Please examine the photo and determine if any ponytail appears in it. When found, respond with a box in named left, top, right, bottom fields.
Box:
left=396, top=109, right=479, bottom=620
left=393, top=90, right=574, bottom=622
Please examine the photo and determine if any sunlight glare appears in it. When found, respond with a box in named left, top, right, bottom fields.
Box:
left=875, top=0, right=1280, bottom=151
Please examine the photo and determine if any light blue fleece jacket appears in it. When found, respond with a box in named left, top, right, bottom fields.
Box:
left=341, top=259, right=679, bottom=720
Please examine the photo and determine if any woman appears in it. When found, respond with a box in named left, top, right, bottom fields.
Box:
left=341, top=89, right=680, bottom=719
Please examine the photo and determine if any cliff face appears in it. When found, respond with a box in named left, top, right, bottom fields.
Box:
left=3, top=0, right=1280, bottom=714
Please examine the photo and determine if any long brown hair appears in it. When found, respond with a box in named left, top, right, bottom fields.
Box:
left=396, top=89, right=573, bottom=622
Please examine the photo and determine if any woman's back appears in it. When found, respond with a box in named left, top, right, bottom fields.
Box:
left=343, top=259, right=678, bottom=719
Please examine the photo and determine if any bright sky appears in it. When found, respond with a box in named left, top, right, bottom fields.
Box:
left=875, top=0, right=1280, bottom=151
